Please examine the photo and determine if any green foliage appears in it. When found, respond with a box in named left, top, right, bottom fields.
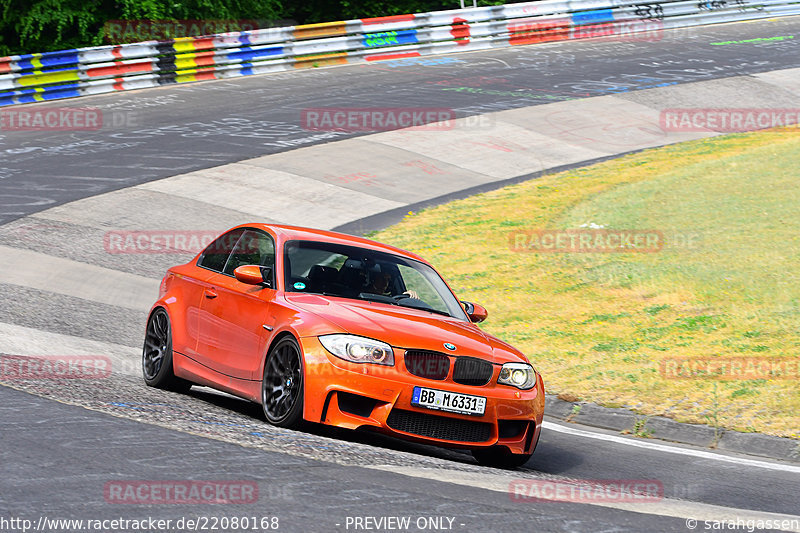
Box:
left=0, top=0, right=106, bottom=55
left=580, top=312, right=631, bottom=324
left=674, top=315, right=726, bottom=333
left=591, top=340, right=641, bottom=352
left=1, top=0, right=522, bottom=55
left=290, top=0, right=509, bottom=24
left=0, top=0, right=284, bottom=56
left=644, top=304, right=670, bottom=315
left=631, top=417, right=652, bottom=438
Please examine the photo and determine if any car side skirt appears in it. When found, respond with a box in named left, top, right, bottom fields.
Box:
left=174, top=351, right=261, bottom=403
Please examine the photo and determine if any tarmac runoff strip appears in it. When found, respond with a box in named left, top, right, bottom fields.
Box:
left=0, top=244, right=157, bottom=311
left=0, top=322, right=140, bottom=376
left=369, top=465, right=800, bottom=531
left=752, top=67, right=800, bottom=95
left=542, top=421, right=800, bottom=474
left=135, top=162, right=405, bottom=228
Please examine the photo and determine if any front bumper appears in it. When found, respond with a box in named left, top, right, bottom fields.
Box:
left=300, top=337, right=544, bottom=455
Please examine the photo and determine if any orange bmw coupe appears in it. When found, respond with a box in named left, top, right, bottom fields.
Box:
left=143, top=223, right=544, bottom=467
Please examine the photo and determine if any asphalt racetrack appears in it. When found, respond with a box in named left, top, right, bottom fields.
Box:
left=1, top=16, right=800, bottom=533
left=3, top=17, right=800, bottom=224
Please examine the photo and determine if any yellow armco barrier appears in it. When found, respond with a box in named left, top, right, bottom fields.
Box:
left=293, top=21, right=351, bottom=40
left=2, top=0, right=800, bottom=106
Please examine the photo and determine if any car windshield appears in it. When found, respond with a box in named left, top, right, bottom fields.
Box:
left=284, top=240, right=468, bottom=320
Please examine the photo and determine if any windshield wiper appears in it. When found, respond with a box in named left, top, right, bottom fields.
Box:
left=357, top=293, right=399, bottom=305
left=354, top=293, right=453, bottom=317
left=395, top=300, right=452, bottom=318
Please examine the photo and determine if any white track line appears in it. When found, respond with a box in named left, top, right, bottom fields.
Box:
left=371, top=465, right=800, bottom=532
left=543, top=421, right=800, bottom=473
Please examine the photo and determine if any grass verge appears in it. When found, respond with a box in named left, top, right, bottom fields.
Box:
left=373, top=130, right=800, bottom=439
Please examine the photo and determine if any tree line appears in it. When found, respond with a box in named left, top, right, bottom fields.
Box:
left=0, top=0, right=509, bottom=56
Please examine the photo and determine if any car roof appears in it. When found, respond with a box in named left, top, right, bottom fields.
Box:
left=235, top=223, right=428, bottom=264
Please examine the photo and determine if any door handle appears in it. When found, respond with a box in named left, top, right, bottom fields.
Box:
left=204, top=289, right=218, bottom=299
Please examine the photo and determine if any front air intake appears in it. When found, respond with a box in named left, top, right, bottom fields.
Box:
left=404, top=350, right=450, bottom=380
left=387, top=409, right=492, bottom=443
left=452, top=357, right=493, bottom=386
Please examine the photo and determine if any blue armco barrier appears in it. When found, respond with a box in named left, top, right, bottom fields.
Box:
left=571, top=9, right=616, bottom=25
left=1, top=0, right=799, bottom=106
left=228, top=46, right=285, bottom=61
left=362, top=30, right=420, bottom=48
left=14, top=50, right=81, bottom=70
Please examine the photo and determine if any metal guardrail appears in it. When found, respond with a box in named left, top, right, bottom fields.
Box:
left=1, top=0, right=798, bottom=107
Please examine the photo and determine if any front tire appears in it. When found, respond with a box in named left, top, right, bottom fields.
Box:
left=472, top=446, right=532, bottom=469
left=261, top=336, right=304, bottom=428
left=142, top=308, right=191, bottom=393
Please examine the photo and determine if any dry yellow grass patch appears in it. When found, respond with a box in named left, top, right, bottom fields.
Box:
left=374, top=130, right=800, bottom=439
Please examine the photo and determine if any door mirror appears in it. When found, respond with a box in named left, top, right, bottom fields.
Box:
left=234, top=265, right=272, bottom=288
left=461, top=301, right=488, bottom=323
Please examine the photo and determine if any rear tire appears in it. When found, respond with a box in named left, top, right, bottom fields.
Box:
left=472, top=446, right=532, bottom=469
left=261, top=336, right=304, bottom=428
left=142, top=308, right=192, bottom=393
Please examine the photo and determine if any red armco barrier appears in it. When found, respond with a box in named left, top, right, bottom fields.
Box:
left=2, top=0, right=799, bottom=106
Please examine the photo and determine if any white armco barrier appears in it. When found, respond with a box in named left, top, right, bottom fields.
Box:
left=1, top=0, right=798, bottom=106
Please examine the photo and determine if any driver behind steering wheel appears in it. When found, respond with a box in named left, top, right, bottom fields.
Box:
left=365, top=268, right=419, bottom=300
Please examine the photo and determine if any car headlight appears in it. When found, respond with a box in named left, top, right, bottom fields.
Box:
left=319, top=334, right=395, bottom=366
left=498, top=362, right=536, bottom=390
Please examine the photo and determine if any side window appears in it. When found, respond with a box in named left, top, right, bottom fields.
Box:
left=223, top=230, right=276, bottom=277
left=197, top=228, right=245, bottom=272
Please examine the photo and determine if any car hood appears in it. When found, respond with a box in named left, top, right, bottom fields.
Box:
left=284, top=293, right=525, bottom=364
